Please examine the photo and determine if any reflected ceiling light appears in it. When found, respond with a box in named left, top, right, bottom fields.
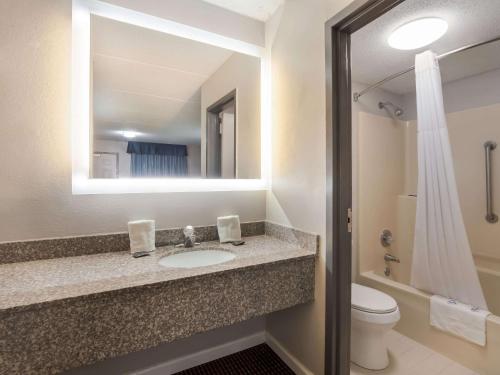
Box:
left=388, top=18, right=448, bottom=50
left=120, top=130, right=139, bottom=139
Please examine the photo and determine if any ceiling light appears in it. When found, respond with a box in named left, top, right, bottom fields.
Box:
left=388, top=18, right=448, bottom=50
left=120, top=131, right=139, bottom=139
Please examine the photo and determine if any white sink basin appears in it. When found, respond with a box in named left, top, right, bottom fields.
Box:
left=158, top=249, right=236, bottom=269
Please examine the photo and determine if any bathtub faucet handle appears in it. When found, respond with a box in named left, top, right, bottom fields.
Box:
left=384, top=253, right=400, bottom=263
left=380, top=229, right=393, bottom=247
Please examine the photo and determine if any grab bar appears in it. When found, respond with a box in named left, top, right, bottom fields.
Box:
left=484, top=141, right=498, bottom=223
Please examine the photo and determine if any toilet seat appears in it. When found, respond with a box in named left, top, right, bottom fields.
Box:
left=351, top=284, right=400, bottom=324
left=352, top=283, right=397, bottom=313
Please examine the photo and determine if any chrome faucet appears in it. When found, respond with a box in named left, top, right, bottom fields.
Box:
left=384, top=253, right=400, bottom=277
left=384, top=253, right=400, bottom=263
left=183, top=225, right=196, bottom=248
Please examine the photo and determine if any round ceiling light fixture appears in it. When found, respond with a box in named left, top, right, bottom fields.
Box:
left=388, top=18, right=448, bottom=50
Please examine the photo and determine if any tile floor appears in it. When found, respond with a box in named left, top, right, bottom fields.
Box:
left=351, top=330, right=478, bottom=375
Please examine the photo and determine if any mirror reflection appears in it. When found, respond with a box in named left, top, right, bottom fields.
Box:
left=90, top=16, right=261, bottom=179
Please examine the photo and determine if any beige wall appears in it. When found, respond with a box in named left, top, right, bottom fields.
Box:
left=266, top=0, right=500, bottom=372
left=405, top=103, right=500, bottom=260
left=265, top=0, right=356, bottom=374
left=357, top=102, right=500, bottom=283
left=201, top=53, right=261, bottom=179
left=0, top=0, right=365, bottom=373
left=351, top=83, right=407, bottom=280
left=0, top=0, right=265, bottom=242
left=357, top=112, right=405, bottom=276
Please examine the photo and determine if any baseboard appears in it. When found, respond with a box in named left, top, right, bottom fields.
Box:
left=265, top=333, right=314, bottom=375
left=135, top=331, right=266, bottom=375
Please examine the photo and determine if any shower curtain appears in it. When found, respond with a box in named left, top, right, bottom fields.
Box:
left=410, top=51, right=488, bottom=310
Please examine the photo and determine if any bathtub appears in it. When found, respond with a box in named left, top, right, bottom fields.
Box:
left=358, top=270, right=500, bottom=374
left=476, top=254, right=500, bottom=317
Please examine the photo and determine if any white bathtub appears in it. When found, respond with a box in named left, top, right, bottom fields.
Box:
left=358, top=270, right=500, bottom=374
left=475, top=254, right=500, bottom=317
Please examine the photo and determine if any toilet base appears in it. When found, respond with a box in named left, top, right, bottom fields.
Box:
left=350, top=319, right=396, bottom=370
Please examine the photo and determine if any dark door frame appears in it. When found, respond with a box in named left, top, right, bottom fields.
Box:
left=206, top=89, right=237, bottom=178
left=324, top=1, right=406, bottom=374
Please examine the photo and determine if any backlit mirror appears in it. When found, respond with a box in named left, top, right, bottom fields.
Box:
left=90, top=15, right=261, bottom=179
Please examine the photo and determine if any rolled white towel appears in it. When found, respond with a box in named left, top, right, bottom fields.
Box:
left=128, top=220, right=155, bottom=254
left=217, top=215, right=241, bottom=243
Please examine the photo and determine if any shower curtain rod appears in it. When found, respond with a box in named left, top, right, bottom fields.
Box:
left=353, top=34, right=500, bottom=102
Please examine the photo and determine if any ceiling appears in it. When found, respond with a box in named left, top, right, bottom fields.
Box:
left=91, top=16, right=234, bottom=144
left=351, top=0, right=500, bottom=95
left=201, top=0, right=284, bottom=21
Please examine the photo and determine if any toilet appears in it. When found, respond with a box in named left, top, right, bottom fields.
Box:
left=351, top=283, right=400, bottom=370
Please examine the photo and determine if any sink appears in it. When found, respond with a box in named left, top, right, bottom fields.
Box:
left=158, top=248, right=236, bottom=269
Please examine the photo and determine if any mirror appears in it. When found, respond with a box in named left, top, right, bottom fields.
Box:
left=90, top=15, right=261, bottom=179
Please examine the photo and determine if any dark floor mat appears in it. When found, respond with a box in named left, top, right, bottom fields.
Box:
left=175, top=344, right=296, bottom=375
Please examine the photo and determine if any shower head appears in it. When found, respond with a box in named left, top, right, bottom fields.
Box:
left=378, top=101, right=404, bottom=117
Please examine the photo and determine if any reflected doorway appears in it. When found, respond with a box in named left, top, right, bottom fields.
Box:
left=206, top=90, right=236, bottom=178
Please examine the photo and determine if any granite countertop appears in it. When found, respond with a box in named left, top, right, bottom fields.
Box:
left=0, top=235, right=316, bottom=314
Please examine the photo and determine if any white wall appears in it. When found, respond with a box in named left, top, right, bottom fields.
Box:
left=200, top=53, right=261, bottom=179
left=264, top=1, right=357, bottom=374
left=186, top=144, right=201, bottom=176
left=0, top=0, right=265, bottom=241
left=352, top=82, right=406, bottom=120
left=102, top=0, right=265, bottom=47
left=0, top=1, right=265, bottom=373
left=403, top=68, right=500, bottom=120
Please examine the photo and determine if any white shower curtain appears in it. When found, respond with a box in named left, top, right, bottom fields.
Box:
left=410, top=51, right=488, bottom=310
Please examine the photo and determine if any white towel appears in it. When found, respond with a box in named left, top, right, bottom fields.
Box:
left=217, top=215, right=241, bottom=243
left=128, top=220, right=155, bottom=253
left=430, top=295, right=490, bottom=346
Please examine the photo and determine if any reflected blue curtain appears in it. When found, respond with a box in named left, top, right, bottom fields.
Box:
left=127, top=142, right=188, bottom=177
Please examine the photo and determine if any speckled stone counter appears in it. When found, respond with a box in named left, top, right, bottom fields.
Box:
left=0, top=221, right=265, bottom=264
left=0, top=228, right=317, bottom=374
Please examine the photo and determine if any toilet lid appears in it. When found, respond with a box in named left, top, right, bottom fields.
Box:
left=351, top=283, right=398, bottom=314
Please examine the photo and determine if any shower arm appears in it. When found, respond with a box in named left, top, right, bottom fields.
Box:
left=378, top=101, right=403, bottom=117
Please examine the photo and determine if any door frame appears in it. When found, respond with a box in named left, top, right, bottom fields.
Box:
left=206, top=89, right=237, bottom=179
left=324, top=1, right=406, bottom=374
